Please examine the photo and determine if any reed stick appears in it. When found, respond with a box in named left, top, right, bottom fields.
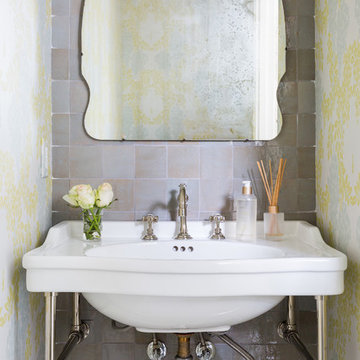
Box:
left=257, top=161, right=271, bottom=204
left=256, top=158, right=287, bottom=209
left=269, top=160, right=273, bottom=195
left=261, top=160, right=271, bottom=200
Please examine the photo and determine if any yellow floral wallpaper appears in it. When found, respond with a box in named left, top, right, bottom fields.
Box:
left=316, top=0, right=360, bottom=358
left=0, top=0, right=51, bottom=359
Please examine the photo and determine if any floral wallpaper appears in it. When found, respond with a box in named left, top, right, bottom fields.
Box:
left=316, top=0, right=360, bottom=358
left=0, top=0, right=51, bottom=359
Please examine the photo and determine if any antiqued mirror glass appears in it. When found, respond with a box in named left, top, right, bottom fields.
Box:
left=82, top=0, right=285, bottom=140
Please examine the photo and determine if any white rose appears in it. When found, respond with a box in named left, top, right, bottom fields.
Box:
left=76, top=185, right=96, bottom=209
left=69, top=184, right=83, bottom=197
left=63, top=184, right=85, bottom=207
left=62, top=194, right=79, bottom=207
left=64, top=184, right=95, bottom=209
left=96, top=183, right=114, bottom=208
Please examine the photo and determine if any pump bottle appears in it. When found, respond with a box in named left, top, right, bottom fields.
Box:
left=236, top=181, right=257, bottom=238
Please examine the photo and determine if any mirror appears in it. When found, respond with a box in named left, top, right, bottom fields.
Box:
left=82, top=0, right=285, bottom=141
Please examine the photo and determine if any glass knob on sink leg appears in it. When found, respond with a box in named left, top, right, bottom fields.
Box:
left=147, top=340, right=167, bottom=360
left=195, top=341, right=216, bottom=360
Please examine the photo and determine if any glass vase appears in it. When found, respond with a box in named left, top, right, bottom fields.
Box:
left=82, top=208, right=103, bottom=242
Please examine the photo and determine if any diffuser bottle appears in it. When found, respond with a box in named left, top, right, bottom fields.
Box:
left=264, top=206, right=284, bottom=237
left=257, top=158, right=287, bottom=238
left=236, top=181, right=257, bottom=239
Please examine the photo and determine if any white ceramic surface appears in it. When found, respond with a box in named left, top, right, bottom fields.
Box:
left=23, top=221, right=347, bottom=333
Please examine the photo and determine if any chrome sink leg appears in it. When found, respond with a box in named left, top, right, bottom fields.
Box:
left=316, top=295, right=327, bottom=360
left=44, top=292, right=57, bottom=360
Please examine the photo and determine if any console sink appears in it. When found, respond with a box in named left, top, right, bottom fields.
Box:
left=23, top=220, right=346, bottom=333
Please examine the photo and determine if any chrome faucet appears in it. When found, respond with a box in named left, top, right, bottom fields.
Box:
left=175, top=184, right=192, bottom=239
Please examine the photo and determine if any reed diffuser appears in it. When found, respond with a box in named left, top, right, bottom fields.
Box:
left=257, top=158, right=287, bottom=237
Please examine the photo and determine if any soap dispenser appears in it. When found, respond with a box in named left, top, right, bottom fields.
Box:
left=236, top=181, right=257, bottom=239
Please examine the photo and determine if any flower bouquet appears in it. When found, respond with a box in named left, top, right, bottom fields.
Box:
left=63, top=183, right=116, bottom=241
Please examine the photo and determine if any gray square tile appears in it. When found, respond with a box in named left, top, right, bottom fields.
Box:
left=52, top=146, right=69, bottom=178
left=102, top=145, right=135, bottom=178
left=52, top=16, right=70, bottom=48
left=200, top=143, right=233, bottom=179
left=52, top=81, right=70, bottom=113
left=52, top=211, right=72, bottom=225
left=134, top=179, right=167, bottom=212
left=297, top=0, right=315, bottom=17
left=298, top=16, right=315, bottom=49
left=298, top=147, right=315, bottom=178
left=102, top=342, right=135, bottom=359
left=53, top=179, right=70, bottom=211
left=168, top=145, right=200, bottom=178
left=69, top=146, right=103, bottom=178
left=277, top=178, right=298, bottom=212
left=298, top=81, right=315, bottom=114
left=298, top=114, right=315, bottom=146
left=233, top=146, right=265, bottom=179
left=52, top=49, right=69, bottom=80
left=298, top=49, right=315, bottom=80
left=200, top=179, right=233, bottom=213
left=135, top=146, right=166, bottom=178
left=52, top=0, right=69, bottom=16
left=52, top=114, right=69, bottom=145
left=298, top=179, right=315, bottom=211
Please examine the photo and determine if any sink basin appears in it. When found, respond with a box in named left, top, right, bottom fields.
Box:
left=85, top=240, right=284, bottom=260
left=23, top=220, right=347, bottom=333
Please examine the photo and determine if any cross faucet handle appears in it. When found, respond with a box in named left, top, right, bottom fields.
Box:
left=209, top=214, right=225, bottom=240
left=142, top=214, right=158, bottom=240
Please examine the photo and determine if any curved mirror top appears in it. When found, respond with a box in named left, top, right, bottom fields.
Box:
left=82, top=0, right=285, bottom=140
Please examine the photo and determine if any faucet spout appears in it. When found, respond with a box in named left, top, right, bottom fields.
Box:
left=175, top=184, right=192, bottom=239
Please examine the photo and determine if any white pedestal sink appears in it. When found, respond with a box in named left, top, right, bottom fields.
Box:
left=23, top=220, right=346, bottom=334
